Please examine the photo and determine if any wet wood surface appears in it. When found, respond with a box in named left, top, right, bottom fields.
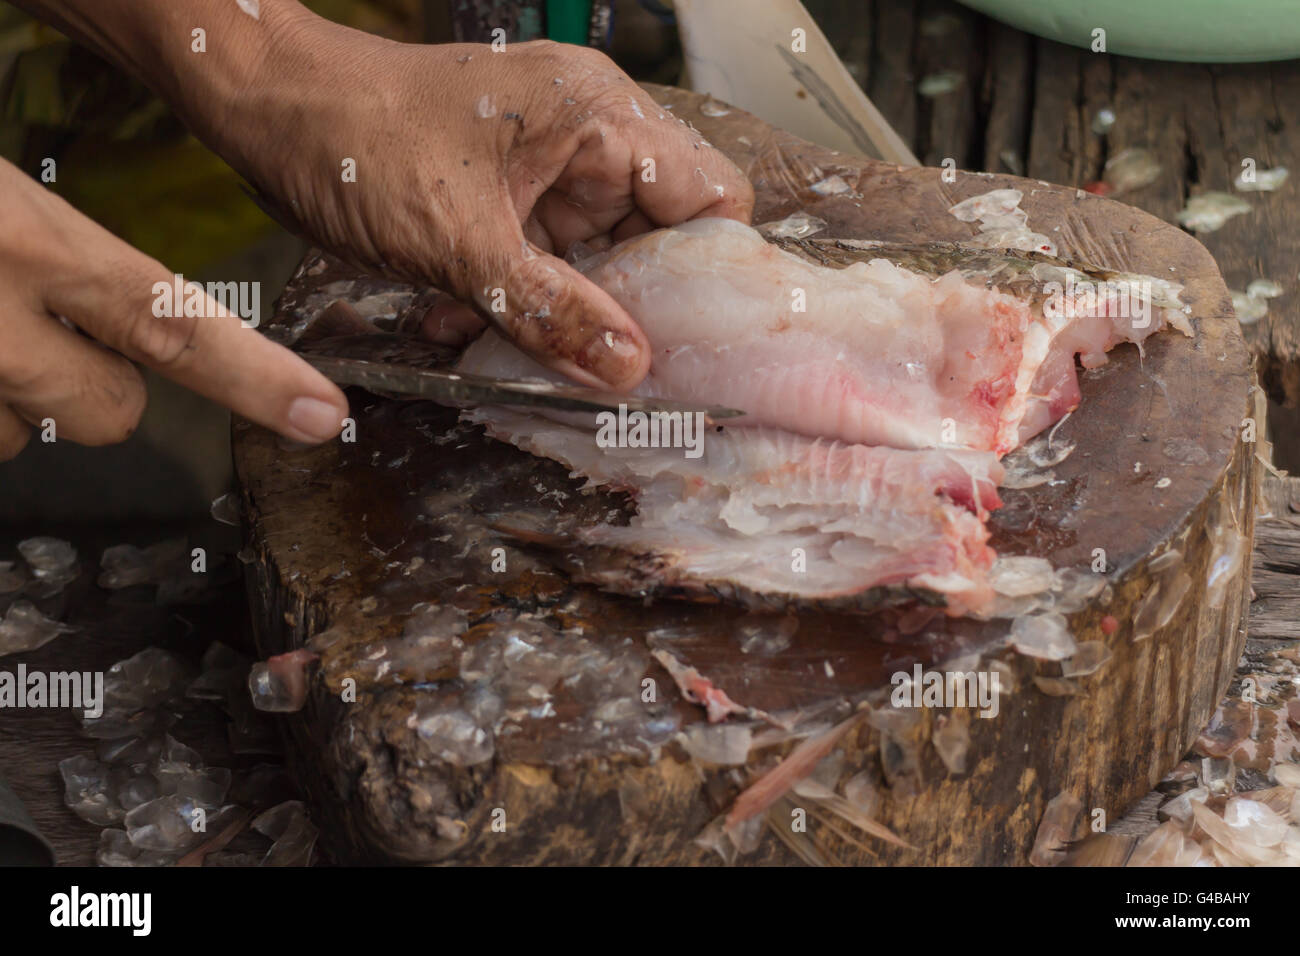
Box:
left=230, top=80, right=1257, bottom=865
left=809, top=0, right=1300, bottom=469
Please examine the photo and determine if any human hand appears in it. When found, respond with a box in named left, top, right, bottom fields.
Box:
left=0, top=158, right=348, bottom=460
left=198, top=22, right=754, bottom=388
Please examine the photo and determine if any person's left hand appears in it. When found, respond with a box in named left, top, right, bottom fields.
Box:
left=188, top=18, right=754, bottom=390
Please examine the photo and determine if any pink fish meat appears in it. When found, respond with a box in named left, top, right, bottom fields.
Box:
left=463, top=218, right=1191, bottom=456
left=458, top=218, right=1191, bottom=615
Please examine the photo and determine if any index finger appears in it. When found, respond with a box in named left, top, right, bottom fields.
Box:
left=43, top=243, right=349, bottom=445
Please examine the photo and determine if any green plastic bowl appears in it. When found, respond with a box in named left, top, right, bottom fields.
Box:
left=957, top=0, right=1300, bottom=61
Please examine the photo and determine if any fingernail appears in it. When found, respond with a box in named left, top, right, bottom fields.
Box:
left=287, top=396, right=344, bottom=442
left=575, top=327, right=646, bottom=387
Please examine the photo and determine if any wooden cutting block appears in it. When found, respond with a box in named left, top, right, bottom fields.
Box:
left=234, top=85, right=1256, bottom=865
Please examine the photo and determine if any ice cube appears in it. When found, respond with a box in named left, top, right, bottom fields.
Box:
left=97, top=828, right=178, bottom=867
left=757, top=213, right=827, bottom=240
left=58, top=754, right=123, bottom=826
left=1102, top=148, right=1162, bottom=195
left=1177, top=192, right=1252, bottom=233
left=408, top=703, right=494, bottom=766
left=98, top=539, right=187, bottom=589
left=117, top=773, right=162, bottom=813
left=17, top=537, right=78, bottom=594
left=1233, top=165, right=1288, bottom=192
left=252, top=801, right=318, bottom=866
left=1009, top=613, right=1077, bottom=661
left=1231, top=290, right=1269, bottom=325
left=247, top=649, right=317, bottom=712
left=125, top=795, right=209, bottom=852
left=0, top=600, right=79, bottom=657
left=210, top=492, right=241, bottom=526
left=680, top=723, right=753, bottom=766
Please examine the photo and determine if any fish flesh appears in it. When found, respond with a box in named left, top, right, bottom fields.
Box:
left=470, top=407, right=1002, bottom=614
left=461, top=218, right=1191, bottom=456
left=458, top=218, right=1191, bottom=615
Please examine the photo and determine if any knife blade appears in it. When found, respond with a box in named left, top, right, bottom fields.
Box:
left=302, top=353, right=746, bottom=420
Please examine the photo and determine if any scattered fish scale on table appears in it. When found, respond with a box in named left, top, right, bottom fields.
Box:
left=458, top=208, right=1194, bottom=617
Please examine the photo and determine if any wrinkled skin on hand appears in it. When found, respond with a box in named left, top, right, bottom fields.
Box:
left=226, top=34, right=754, bottom=389
left=0, top=9, right=753, bottom=463
left=0, top=160, right=348, bottom=461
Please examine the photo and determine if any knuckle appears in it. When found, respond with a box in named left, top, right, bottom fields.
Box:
left=0, top=333, right=52, bottom=398
left=572, top=45, right=614, bottom=70
left=502, top=257, right=583, bottom=344
left=90, top=254, right=197, bottom=369
left=123, top=306, right=199, bottom=370
left=69, top=365, right=146, bottom=448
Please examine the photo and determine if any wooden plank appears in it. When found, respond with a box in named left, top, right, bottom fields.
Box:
left=1250, top=478, right=1300, bottom=643
left=981, top=22, right=1033, bottom=175
left=805, top=0, right=873, bottom=92
left=914, top=0, right=980, bottom=168
left=866, top=0, right=917, bottom=150
left=1025, top=40, right=1089, bottom=186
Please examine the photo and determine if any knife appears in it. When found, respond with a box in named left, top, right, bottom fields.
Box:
left=301, top=353, right=746, bottom=420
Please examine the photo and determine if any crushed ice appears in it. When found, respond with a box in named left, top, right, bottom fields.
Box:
left=1100, top=148, right=1161, bottom=195
left=757, top=212, right=827, bottom=239
left=1234, top=165, right=1288, bottom=192
left=1177, top=191, right=1251, bottom=233
left=948, top=188, right=1057, bottom=255
left=0, top=600, right=79, bottom=657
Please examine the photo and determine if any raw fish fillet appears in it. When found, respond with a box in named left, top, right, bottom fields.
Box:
left=461, top=218, right=1192, bottom=455
left=457, top=219, right=1191, bottom=615
left=470, top=408, right=1003, bottom=615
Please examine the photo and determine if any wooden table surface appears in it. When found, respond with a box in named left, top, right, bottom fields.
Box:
left=808, top=0, right=1300, bottom=471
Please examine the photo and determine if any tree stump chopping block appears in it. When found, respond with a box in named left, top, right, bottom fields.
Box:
left=234, top=86, right=1256, bottom=865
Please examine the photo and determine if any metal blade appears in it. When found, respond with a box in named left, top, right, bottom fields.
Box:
left=303, top=354, right=746, bottom=420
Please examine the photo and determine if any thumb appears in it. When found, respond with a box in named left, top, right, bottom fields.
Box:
left=462, top=224, right=650, bottom=390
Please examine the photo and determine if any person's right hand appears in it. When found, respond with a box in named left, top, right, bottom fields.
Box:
left=0, top=158, right=349, bottom=461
